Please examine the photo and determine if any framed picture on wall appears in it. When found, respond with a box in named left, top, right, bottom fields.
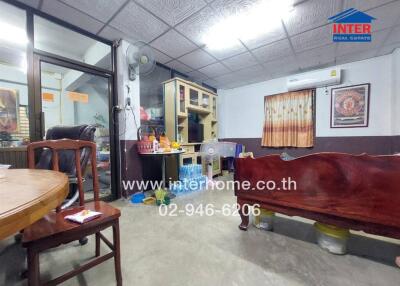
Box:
left=330, top=83, right=370, bottom=128
left=0, top=88, right=19, bottom=133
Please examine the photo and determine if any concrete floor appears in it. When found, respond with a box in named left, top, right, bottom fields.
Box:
left=1, top=183, right=400, bottom=285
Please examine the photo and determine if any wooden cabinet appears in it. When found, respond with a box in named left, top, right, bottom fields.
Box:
left=163, top=78, right=220, bottom=178
left=177, top=84, right=187, bottom=117
left=163, top=78, right=218, bottom=143
left=180, top=143, right=221, bottom=177
left=189, top=88, right=199, bottom=106
left=212, top=96, right=217, bottom=120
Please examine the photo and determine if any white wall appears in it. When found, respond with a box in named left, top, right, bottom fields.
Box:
left=218, top=54, right=395, bottom=139
left=116, top=40, right=140, bottom=141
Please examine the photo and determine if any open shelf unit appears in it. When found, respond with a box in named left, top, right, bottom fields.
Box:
left=163, top=77, right=218, bottom=143
left=163, top=78, right=220, bottom=178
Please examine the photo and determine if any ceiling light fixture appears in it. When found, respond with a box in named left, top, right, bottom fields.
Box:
left=203, top=0, right=294, bottom=50
left=0, top=22, right=29, bottom=46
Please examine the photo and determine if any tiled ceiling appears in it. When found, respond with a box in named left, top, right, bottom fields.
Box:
left=17, top=0, right=400, bottom=89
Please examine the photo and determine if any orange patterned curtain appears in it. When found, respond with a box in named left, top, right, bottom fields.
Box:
left=261, top=90, right=314, bottom=147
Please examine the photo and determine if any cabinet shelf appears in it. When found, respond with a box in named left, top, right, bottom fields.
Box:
left=164, top=77, right=217, bottom=145
left=187, top=105, right=210, bottom=115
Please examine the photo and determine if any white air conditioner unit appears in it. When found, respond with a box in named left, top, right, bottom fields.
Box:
left=287, top=68, right=341, bottom=91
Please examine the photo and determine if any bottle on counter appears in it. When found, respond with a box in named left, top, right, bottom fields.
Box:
left=152, top=139, right=159, bottom=152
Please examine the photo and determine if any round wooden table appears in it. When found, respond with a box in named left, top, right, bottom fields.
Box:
left=0, top=169, right=68, bottom=240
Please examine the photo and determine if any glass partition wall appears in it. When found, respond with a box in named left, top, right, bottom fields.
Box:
left=0, top=2, right=29, bottom=147
left=0, top=1, right=118, bottom=199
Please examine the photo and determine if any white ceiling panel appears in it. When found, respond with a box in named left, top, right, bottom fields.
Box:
left=109, top=1, right=169, bottom=43
left=245, top=74, right=273, bottom=85
left=175, top=5, right=248, bottom=58
left=262, top=56, right=300, bottom=77
left=336, top=49, right=379, bottom=65
left=187, top=70, right=209, bottom=82
left=251, top=38, right=294, bottom=63
left=32, top=0, right=400, bottom=90
left=150, top=29, right=197, bottom=58
left=41, top=0, right=105, bottom=34
left=135, top=0, right=207, bottom=27
left=221, top=52, right=258, bottom=71
left=221, top=80, right=252, bottom=89
left=150, top=47, right=173, bottom=64
left=178, top=48, right=216, bottom=69
left=385, top=25, right=400, bottom=45
left=203, top=42, right=247, bottom=60
left=211, top=0, right=260, bottom=19
left=175, top=6, right=221, bottom=45
left=15, top=0, right=40, bottom=8
left=343, top=0, right=395, bottom=11
left=336, top=28, right=390, bottom=57
left=214, top=72, right=242, bottom=85
left=165, top=60, right=193, bottom=73
left=296, top=44, right=336, bottom=70
left=284, top=0, right=341, bottom=36
left=368, top=1, right=400, bottom=32
left=203, top=78, right=218, bottom=88
left=240, top=23, right=286, bottom=50
left=98, top=25, right=136, bottom=42
left=59, top=0, right=127, bottom=23
left=233, top=64, right=265, bottom=79
left=291, top=25, right=332, bottom=53
left=211, top=0, right=286, bottom=49
left=198, top=62, right=231, bottom=78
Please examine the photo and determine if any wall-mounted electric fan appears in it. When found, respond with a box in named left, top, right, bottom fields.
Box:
left=126, top=41, right=156, bottom=81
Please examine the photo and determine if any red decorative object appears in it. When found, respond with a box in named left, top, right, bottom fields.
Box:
left=140, top=106, right=150, bottom=121
left=235, top=153, right=400, bottom=240
left=331, top=83, right=370, bottom=128
left=137, top=126, right=155, bottom=154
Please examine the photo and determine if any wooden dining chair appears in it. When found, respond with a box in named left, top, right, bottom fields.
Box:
left=22, top=139, right=122, bottom=286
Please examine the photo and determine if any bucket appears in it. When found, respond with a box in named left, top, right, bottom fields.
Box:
left=314, top=222, right=350, bottom=255
left=131, top=192, right=145, bottom=204
left=253, top=208, right=275, bottom=231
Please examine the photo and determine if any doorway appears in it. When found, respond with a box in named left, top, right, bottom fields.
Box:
left=33, top=55, right=117, bottom=200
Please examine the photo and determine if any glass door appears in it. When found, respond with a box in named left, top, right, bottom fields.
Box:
left=34, top=56, right=116, bottom=200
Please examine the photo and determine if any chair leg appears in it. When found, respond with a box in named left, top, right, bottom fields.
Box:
left=95, top=232, right=101, bottom=257
left=113, top=220, right=122, bottom=286
left=27, top=247, right=40, bottom=286
left=79, top=237, right=88, bottom=245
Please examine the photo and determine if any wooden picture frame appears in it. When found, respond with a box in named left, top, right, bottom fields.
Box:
left=0, top=88, right=20, bottom=133
left=330, top=83, right=370, bottom=128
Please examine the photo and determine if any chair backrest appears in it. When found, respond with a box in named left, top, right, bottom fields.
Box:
left=27, top=139, right=99, bottom=208
left=36, top=125, right=96, bottom=176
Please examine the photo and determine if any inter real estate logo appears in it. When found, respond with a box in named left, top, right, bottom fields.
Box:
left=328, top=8, right=376, bottom=42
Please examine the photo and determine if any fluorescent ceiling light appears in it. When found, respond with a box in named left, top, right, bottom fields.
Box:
left=203, top=0, right=294, bottom=50
left=0, top=21, right=29, bottom=46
